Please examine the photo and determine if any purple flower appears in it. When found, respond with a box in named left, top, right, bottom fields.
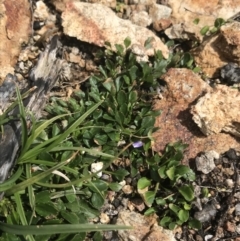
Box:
left=132, top=141, right=143, bottom=148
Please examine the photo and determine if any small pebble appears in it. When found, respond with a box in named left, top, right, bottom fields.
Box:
left=100, top=213, right=110, bottom=224
left=91, top=162, right=103, bottom=177
left=235, top=203, right=240, bottom=216
left=122, top=185, right=133, bottom=194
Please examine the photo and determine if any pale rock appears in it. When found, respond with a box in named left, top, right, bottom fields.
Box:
left=88, top=0, right=117, bottom=9
left=34, top=1, right=49, bottom=21
left=62, top=2, right=169, bottom=58
left=192, top=22, right=240, bottom=78
left=130, top=10, right=152, bottom=27
left=195, top=150, right=218, bottom=174
left=148, top=4, right=172, bottom=32
left=100, top=213, right=110, bottom=224
left=0, top=0, right=31, bottom=84
left=117, top=210, right=176, bottom=241
left=130, top=0, right=155, bottom=4
left=153, top=68, right=240, bottom=164
left=122, top=184, right=133, bottom=194
left=91, top=162, right=103, bottom=177
left=165, top=0, right=240, bottom=41
left=191, top=85, right=240, bottom=137
left=235, top=203, right=240, bottom=216
left=68, top=53, right=82, bottom=64
left=149, top=4, right=172, bottom=22
left=225, top=179, right=234, bottom=189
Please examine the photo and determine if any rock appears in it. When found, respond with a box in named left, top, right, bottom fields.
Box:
left=148, top=4, right=172, bottom=32
left=149, top=4, right=172, bottom=22
left=87, top=0, right=117, bottom=9
left=51, top=0, right=70, bottom=12
left=130, top=10, right=152, bottom=27
left=61, top=1, right=169, bottom=58
left=194, top=203, right=217, bottom=223
left=91, top=162, right=103, bottom=177
left=100, top=212, right=110, bottom=224
left=122, top=184, right=134, bottom=194
left=116, top=210, right=176, bottom=241
left=192, top=22, right=240, bottom=78
left=153, top=68, right=240, bottom=164
left=195, top=151, right=218, bottom=174
left=221, top=63, right=240, bottom=84
left=153, top=18, right=172, bottom=32
left=191, top=85, right=240, bottom=137
left=34, top=1, right=49, bottom=21
left=225, top=221, right=236, bottom=233
left=165, top=0, right=240, bottom=41
left=0, top=0, right=31, bottom=84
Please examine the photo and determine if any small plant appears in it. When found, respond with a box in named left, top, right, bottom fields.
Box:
left=199, top=18, right=226, bottom=36
left=137, top=141, right=200, bottom=230
left=0, top=37, right=200, bottom=240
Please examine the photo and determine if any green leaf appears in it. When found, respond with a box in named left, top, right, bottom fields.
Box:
left=160, top=216, right=172, bottom=227
left=166, top=166, right=176, bottom=180
left=193, top=18, right=200, bottom=24
left=175, top=165, right=191, bottom=177
left=128, top=65, right=138, bottom=82
left=143, top=191, right=156, bottom=207
left=113, top=169, right=129, bottom=181
left=102, top=78, right=115, bottom=93
left=188, top=219, right=202, bottom=229
left=61, top=211, right=79, bottom=224
left=144, top=37, right=154, bottom=49
left=169, top=203, right=180, bottom=215
left=35, top=202, right=58, bottom=218
left=93, top=231, right=103, bottom=241
left=210, top=26, right=218, bottom=34
left=109, top=183, right=122, bottom=192
left=91, top=193, right=105, bottom=209
left=117, top=91, right=127, bottom=105
left=180, top=52, right=194, bottom=67
left=155, top=198, right=166, bottom=206
left=193, top=66, right=201, bottom=73
left=88, top=180, right=108, bottom=192
left=129, top=91, right=138, bottom=104
left=144, top=207, right=155, bottom=216
left=137, top=177, right=151, bottom=190
left=115, top=44, right=124, bottom=55
left=200, top=26, right=210, bottom=35
left=70, top=233, right=86, bottom=241
left=169, top=222, right=177, bottom=230
left=94, top=133, right=108, bottom=145
left=158, top=166, right=167, bottom=179
left=214, top=18, right=225, bottom=28
left=124, top=37, right=131, bottom=49
left=178, top=185, right=195, bottom=201
left=141, top=116, right=155, bottom=129
left=178, top=209, right=189, bottom=222
left=35, top=191, right=51, bottom=203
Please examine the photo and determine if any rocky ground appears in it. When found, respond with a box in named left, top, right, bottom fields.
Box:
left=1, top=0, right=240, bottom=241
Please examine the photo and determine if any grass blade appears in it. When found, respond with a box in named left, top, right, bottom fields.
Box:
left=45, top=100, right=104, bottom=151
left=0, top=223, right=132, bottom=235
left=5, top=152, right=77, bottom=196
left=0, top=166, right=23, bottom=191
left=14, top=192, right=35, bottom=241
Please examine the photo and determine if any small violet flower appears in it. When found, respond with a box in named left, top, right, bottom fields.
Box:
left=132, top=141, right=143, bottom=148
